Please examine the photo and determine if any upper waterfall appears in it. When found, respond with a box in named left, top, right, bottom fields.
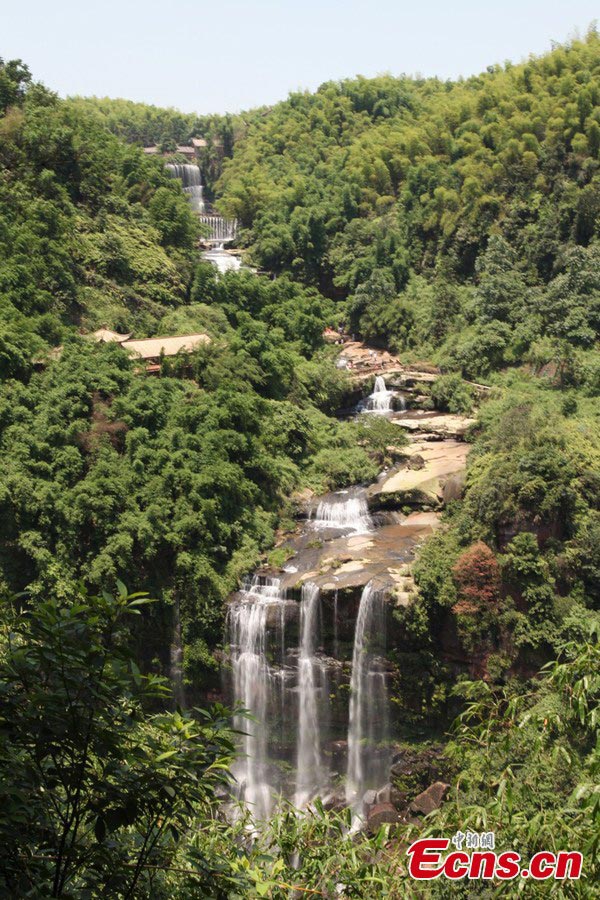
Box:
left=165, top=163, right=205, bottom=214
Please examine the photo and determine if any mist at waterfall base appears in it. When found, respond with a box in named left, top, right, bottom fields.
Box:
left=202, top=245, right=242, bottom=273
left=227, top=575, right=391, bottom=821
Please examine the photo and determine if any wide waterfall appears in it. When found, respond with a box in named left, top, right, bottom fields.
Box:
left=311, top=488, right=373, bottom=534
left=229, top=576, right=287, bottom=820
left=346, top=582, right=390, bottom=810
left=295, top=583, right=328, bottom=808
left=363, top=375, right=395, bottom=414
left=227, top=568, right=392, bottom=822
left=165, top=163, right=204, bottom=214
left=199, top=214, right=238, bottom=243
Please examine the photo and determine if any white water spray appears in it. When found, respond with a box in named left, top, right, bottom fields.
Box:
left=295, top=583, right=328, bottom=807
left=346, top=582, right=390, bottom=810
left=364, top=375, right=395, bottom=414
left=311, top=489, right=373, bottom=534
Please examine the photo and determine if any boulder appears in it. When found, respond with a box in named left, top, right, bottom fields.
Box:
left=442, top=471, right=466, bottom=504
left=373, top=782, right=409, bottom=813
left=366, top=802, right=401, bottom=833
left=410, top=782, right=449, bottom=816
left=362, top=789, right=377, bottom=815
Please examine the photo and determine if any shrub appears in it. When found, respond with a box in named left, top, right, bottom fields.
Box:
left=430, top=373, right=475, bottom=414
left=452, top=541, right=501, bottom=606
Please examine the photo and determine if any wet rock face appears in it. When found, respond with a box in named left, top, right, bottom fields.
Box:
left=410, top=782, right=449, bottom=816
left=368, top=439, right=470, bottom=511
left=366, top=802, right=401, bottom=833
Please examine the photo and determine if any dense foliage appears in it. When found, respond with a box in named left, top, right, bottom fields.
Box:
left=1, top=31, right=599, bottom=896
left=0, top=59, right=201, bottom=376
left=68, top=96, right=262, bottom=198
left=217, top=30, right=600, bottom=379
left=0, top=58, right=398, bottom=687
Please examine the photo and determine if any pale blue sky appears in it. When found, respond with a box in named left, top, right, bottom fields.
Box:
left=2, top=1, right=598, bottom=114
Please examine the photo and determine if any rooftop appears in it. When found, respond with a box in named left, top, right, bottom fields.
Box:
left=92, top=328, right=132, bottom=343
left=122, top=333, right=211, bottom=360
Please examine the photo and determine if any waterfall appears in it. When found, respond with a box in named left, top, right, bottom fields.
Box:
left=199, top=214, right=238, bottom=243
left=311, top=488, right=373, bottom=534
left=333, top=589, right=339, bottom=658
left=202, top=246, right=242, bottom=273
left=169, top=597, right=185, bottom=708
left=228, top=542, right=394, bottom=821
left=364, top=375, right=395, bottom=414
left=229, top=576, right=287, bottom=820
left=346, top=583, right=390, bottom=810
left=165, top=163, right=204, bottom=214
left=295, top=583, right=328, bottom=808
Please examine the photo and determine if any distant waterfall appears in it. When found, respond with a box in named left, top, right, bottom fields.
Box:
left=202, top=246, right=242, bottom=274
left=165, top=163, right=204, bottom=214
left=229, top=576, right=287, bottom=821
left=363, top=375, right=395, bottom=414
left=199, top=214, right=238, bottom=244
left=346, top=583, right=390, bottom=810
left=169, top=597, right=185, bottom=708
left=295, top=583, right=328, bottom=808
left=311, top=488, right=373, bottom=534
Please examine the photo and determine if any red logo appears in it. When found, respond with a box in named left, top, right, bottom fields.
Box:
left=407, top=838, right=582, bottom=882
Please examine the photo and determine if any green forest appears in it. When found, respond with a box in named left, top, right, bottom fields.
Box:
left=0, top=27, right=599, bottom=898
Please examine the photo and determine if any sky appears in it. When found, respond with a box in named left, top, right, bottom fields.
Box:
left=2, top=0, right=599, bottom=115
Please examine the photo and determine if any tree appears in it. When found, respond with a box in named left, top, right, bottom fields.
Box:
left=148, top=186, right=197, bottom=249
left=475, top=235, right=527, bottom=324
left=0, top=58, right=31, bottom=112
left=452, top=541, right=500, bottom=607
left=0, top=584, right=238, bottom=897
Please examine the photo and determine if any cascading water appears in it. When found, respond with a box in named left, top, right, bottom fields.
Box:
left=227, top=492, right=397, bottom=822
left=295, top=583, right=328, bottom=808
left=166, top=163, right=205, bottom=213
left=199, top=215, right=241, bottom=273
left=346, top=582, right=390, bottom=811
left=169, top=597, right=185, bottom=709
left=311, top=488, right=373, bottom=534
left=229, top=576, right=287, bottom=821
left=199, top=214, right=238, bottom=243
left=363, top=375, right=395, bottom=414
left=202, top=246, right=242, bottom=273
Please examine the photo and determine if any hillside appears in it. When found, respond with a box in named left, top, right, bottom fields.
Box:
left=218, top=30, right=600, bottom=380
left=0, top=37, right=598, bottom=897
